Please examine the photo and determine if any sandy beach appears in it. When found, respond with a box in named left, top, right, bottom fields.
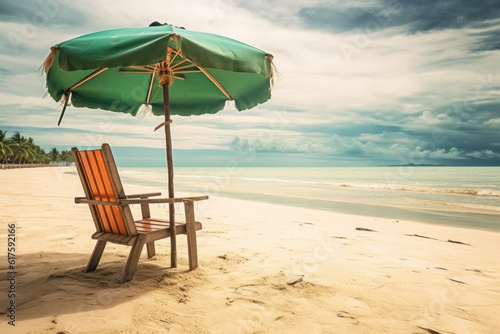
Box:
left=1, top=167, right=499, bottom=334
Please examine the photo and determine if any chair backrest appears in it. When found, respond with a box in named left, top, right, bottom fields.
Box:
left=72, top=144, right=136, bottom=235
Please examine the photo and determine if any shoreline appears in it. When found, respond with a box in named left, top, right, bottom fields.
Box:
left=209, top=189, right=500, bottom=232
left=119, top=168, right=500, bottom=232
left=1, top=167, right=499, bottom=333
left=0, top=163, right=62, bottom=170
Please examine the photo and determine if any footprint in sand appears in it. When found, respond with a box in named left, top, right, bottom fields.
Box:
left=336, top=311, right=360, bottom=325
left=465, top=268, right=486, bottom=276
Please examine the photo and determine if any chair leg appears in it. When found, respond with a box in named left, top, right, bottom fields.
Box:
left=121, top=234, right=146, bottom=283
left=184, top=200, right=198, bottom=270
left=85, top=240, right=107, bottom=273
left=146, top=242, right=156, bottom=258
left=169, top=203, right=177, bottom=268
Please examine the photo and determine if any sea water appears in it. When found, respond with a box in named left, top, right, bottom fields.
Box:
left=118, top=166, right=500, bottom=231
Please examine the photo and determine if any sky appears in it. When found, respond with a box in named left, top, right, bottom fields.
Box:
left=0, top=0, right=499, bottom=167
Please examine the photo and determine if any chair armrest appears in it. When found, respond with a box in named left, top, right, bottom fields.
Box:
left=75, top=197, right=120, bottom=206
left=125, top=192, right=162, bottom=199
left=119, top=195, right=208, bottom=205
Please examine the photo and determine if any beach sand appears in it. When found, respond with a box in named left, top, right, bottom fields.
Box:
left=1, top=167, right=499, bottom=333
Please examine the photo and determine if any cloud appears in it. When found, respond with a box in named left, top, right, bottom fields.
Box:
left=230, top=136, right=333, bottom=154
left=485, top=118, right=500, bottom=126
left=298, top=0, right=500, bottom=34
left=471, top=30, right=500, bottom=52
left=428, top=147, right=465, bottom=160
left=465, top=149, right=500, bottom=159
left=0, top=1, right=88, bottom=26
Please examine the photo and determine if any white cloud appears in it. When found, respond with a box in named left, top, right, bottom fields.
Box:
left=466, top=149, right=500, bottom=159
left=428, top=147, right=465, bottom=160
left=485, top=118, right=500, bottom=126
left=231, top=136, right=333, bottom=154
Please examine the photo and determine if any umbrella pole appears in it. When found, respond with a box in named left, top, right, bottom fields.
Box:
left=162, top=84, right=177, bottom=268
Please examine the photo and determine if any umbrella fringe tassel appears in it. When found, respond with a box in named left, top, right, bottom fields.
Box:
left=137, top=104, right=153, bottom=119
left=59, top=92, right=71, bottom=108
left=40, top=47, right=57, bottom=75
left=267, top=55, right=280, bottom=93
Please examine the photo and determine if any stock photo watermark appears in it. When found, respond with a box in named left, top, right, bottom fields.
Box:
left=6, top=223, right=17, bottom=326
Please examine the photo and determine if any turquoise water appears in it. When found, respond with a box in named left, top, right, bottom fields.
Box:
left=118, top=167, right=500, bottom=231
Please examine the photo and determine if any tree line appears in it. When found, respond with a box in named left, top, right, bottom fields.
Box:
left=0, top=130, right=73, bottom=165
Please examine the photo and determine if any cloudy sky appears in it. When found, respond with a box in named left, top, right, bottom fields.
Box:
left=1, top=0, right=499, bottom=166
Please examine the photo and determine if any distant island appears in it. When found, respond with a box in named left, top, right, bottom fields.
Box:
left=383, top=163, right=445, bottom=167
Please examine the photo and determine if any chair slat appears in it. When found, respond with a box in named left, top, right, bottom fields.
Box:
left=136, top=220, right=171, bottom=227
left=92, top=232, right=138, bottom=246
left=101, top=144, right=137, bottom=235
left=86, top=150, right=121, bottom=234
left=93, top=150, right=128, bottom=235
left=91, top=231, right=105, bottom=239
left=78, top=150, right=114, bottom=233
left=77, top=149, right=129, bottom=235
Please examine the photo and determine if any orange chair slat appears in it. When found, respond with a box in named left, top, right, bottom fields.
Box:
left=87, top=150, right=120, bottom=234
left=83, top=151, right=113, bottom=232
left=87, top=150, right=117, bottom=233
left=87, top=150, right=125, bottom=235
left=86, top=150, right=118, bottom=233
left=78, top=151, right=113, bottom=233
left=93, top=150, right=128, bottom=235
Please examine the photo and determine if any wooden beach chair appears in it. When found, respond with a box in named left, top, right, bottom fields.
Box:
left=71, top=143, right=208, bottom=283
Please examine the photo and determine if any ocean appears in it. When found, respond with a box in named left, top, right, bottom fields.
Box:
left=118, top=166, right=500, bottom=231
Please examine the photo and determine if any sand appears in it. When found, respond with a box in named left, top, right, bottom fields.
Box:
left=0, top=167, right=499, bottom=333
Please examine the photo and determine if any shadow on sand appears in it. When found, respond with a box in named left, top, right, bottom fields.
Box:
left=0, top=251, right=198, bottom=321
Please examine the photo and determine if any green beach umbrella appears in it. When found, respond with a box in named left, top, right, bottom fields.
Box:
left=42, top=21, right=276, bottom=266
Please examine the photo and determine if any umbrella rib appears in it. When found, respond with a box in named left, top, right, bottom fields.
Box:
left=197, top=66, right=233, bottom=100
left=146, top=73, right=155, bottom=104
left=170, top=58, right=189, bottom=69
left=172, top=63, right=198, bottom=71
left=130, top=65, right=152, bottom=71
left=175, top=70, right=202, bottom=74
left=68, top=68, right=108, bottom=91
left=119, top=70, right=153, bottom=73
left=57, top=92, right=71, bottom=126
left=168, top=48, right=182, bottom=66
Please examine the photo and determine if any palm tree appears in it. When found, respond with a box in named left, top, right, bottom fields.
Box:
left=26, top=137, right=37, bottom=164
left=60, top=150, right=74, bottom=166
left=9, top=132, right=23, bottom=144
left=11, top=142, right=35, bottom=164
left=48, top=147, right=60, bottom=165
left=1, top=130, right=75, bottom=166
left=33, top=146, right=49, bottom=164
left=0, top=130, right=13, bottom=163
left=9, top=132, right=35, bottom=164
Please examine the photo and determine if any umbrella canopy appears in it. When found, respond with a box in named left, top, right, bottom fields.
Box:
left=43, top=22, right=275, bottom=117
left=42, top=22, right=275, bottom=267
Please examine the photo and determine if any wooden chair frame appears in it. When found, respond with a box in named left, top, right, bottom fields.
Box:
left=71, top=143, right=208, bottom=283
